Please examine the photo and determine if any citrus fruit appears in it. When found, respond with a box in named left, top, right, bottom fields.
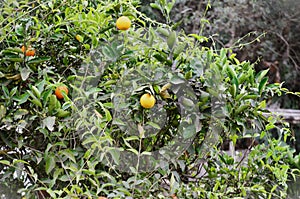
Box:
left=26, top=49, right=35, bottom=56
left=21, top=45, right=26, bottom=52
left=140, top=93, right=156, bottom=109
left=21, top=45, right=35, bottom=56
left=75, top=34, right=83, bottom=42
left=116, top=16, right=131, bottom=30
left=55, top=85, right=69, bottom=99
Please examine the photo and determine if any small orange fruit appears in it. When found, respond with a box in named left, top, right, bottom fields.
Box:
left=116, top=16, right=131, bottom=30
left=21, top=45, right=35, bottom=56
left=140, top=93, right=156, bottom=109
left=21, top=45, right=26, bottom=52
left=26, top=49, right=35, bottom=56
left=98, top=197, right=108, bottom=199
left=55, top=85, right=69, bottom=99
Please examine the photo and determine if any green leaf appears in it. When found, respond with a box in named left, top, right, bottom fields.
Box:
left=27, top=57, right=51, bottom=64
left=108, top=148, right=120, bottom=165
left=13, top=159, right=29, bottom=165
left=124, top=136, right=139, bottom=141
left=3, top=47, right=23, bottom=53
left=188, top=34, right=208, bottom=43
left=146, top=121, right=161, bottom=129
left=243, top=94, right=258, bottom=100
left=14, top=109, right=28, bottom=120
left=156, top=27, right=169, bottom=37
left=166, top=1, right=175, bottom=14
left=167, top=31, right=177, bottom=50
left=260, top=131, right=266, bottom=139
left=60, top=149, right=76, bottom=163
left=127, top=148, right=139, bottom=155
left=31, top=98, right=43, bottom=108
left=235, top=104, right=250, bottom=115
left=2, top=85, right=9, bottom=98
left=0, top=160, right=10, bottom=166
left=150, top=3, right=161, bottom=10
left=259, top=77, right=268, bottom=95
left=235, top=92, right=247, bottom=101
left=266, top=123, right=275, bottom=131
left=31, top=85, right=41, bottom=99
left=184, top=71, right=193, bottom=80
left=15, top=24, right=25, bottom=35
left=230, top=76, right=238, bottom=97
left=15, top=93, right=29, bottom=105
left=99, top=103, right=112, bottom=122
left=45, top=154, right=56, bottom=174
left=4, top=57, right=23, bottom=62
left=148, top=26, right=155, bottom=46
left=174, top=43, right=186, bottom=58
left=256, top=69, right=269, bottom=83
left=56, top=109, right=70, bottom=118
left=9, top=87, right=18, bottom=97
left=226, top=65, right=237, bottom=80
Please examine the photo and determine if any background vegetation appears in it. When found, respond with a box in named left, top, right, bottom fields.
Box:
left=0, top=0, right=300, bottom=198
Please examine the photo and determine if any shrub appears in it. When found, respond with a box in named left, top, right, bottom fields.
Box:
left=0, top=0, right=299, bottom=198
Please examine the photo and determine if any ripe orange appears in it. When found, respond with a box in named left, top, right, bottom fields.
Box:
left=26, top=49, right=35, bottom=56
left=116, top=16, right=131, bottom=30
left=55, top=85, right=68, bottom=99
left=98, top=197, right=107, bottom=199
left=140, top=93, right=156, bottom=109
left=21, top=45, right=35, bottom=56
left=21, top=45, right=26, bottom=52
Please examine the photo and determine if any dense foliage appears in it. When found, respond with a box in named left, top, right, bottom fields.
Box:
left=142, top=0, right=300, bottom=162
left=0, top=0, right=299, bottom=198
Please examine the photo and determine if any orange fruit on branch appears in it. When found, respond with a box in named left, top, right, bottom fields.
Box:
left=140, top=93, right=156, bottom=109
left=21, top=45, right=35, bottom=56
left=116, top=16, right=131, bottom=30
left=55, top=85, right=69, bottom=99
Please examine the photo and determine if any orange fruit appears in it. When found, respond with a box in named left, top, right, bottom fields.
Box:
left=21, top=45, right=35, bottom=56
left=21, top=45, right=26, bottom=52
left=98, top=197, right=107, bottom=199
left=26, top=49, right=35, bottom=56
left=116, top=16, right=131, bottom=30
left=140, top=93, right=156, bottom=109
left=55, top=85, right=68, bottom=99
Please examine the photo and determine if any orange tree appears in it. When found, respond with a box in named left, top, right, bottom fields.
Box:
left=0, top=0, right=299, bottom=198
